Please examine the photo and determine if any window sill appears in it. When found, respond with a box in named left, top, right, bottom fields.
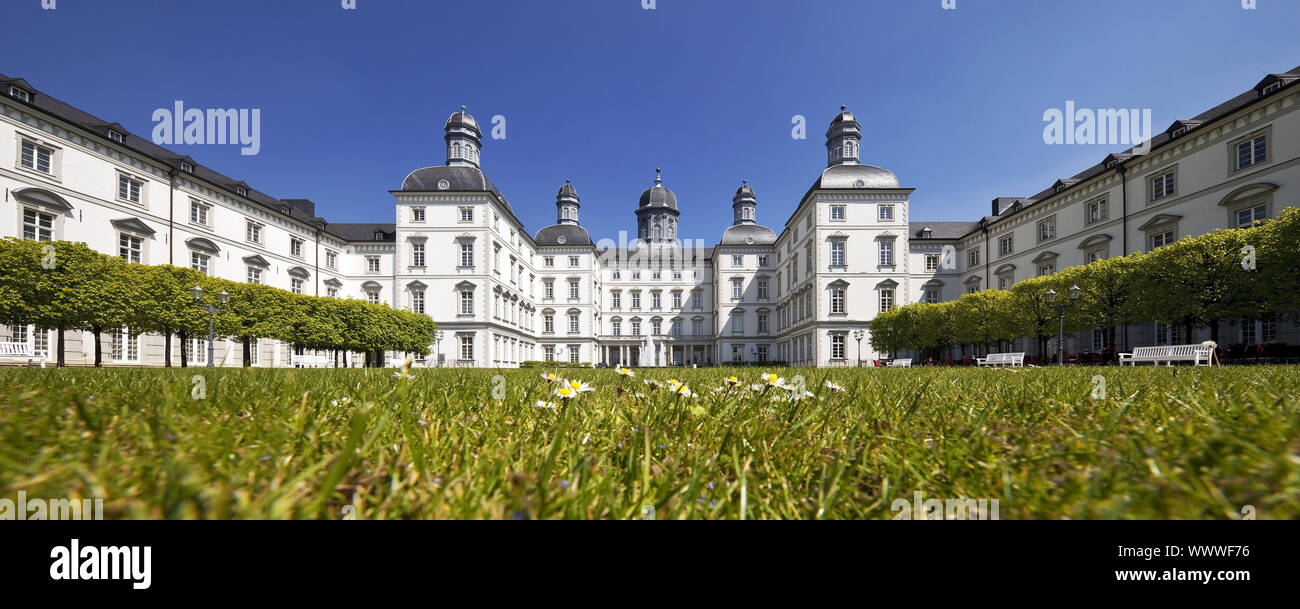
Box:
left=15, top=164, right=60, bottom=182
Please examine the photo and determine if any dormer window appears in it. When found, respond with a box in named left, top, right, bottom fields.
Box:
left=236, top=186, right=249, bottom=197
left=1262, top=82, right=1282, bottom=96
left=181, top=162, right=195, bottom=173
left=920, top=228, right=932, bottom=239
left=1105, top=159, right=1118, bottom=169
left=9, top=86, right=30, bottom=102
left=1171, top=127, right=1187, bottom=138
left=108, top=130, right=124, bottom=143
left=1055, top=184, right=1068, bottom=194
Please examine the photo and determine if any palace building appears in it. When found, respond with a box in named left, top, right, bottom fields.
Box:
left=1, top=65, right=1297, bottom=367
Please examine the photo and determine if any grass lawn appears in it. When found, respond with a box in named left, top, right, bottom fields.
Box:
left=1, top=365, right=1296, bottom=519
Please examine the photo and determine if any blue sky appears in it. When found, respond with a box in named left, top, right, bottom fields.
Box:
left=5, top=0, right=1299, bottom=240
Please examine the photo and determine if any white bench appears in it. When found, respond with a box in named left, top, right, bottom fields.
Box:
left=887, top=358, right=912, bottom=368
left=1119, top=345, right=1211, bottom=366
left=290, top=354, right=330, bottom=368
left=0, top=342, right=41, bottom=367
left=978, top=353, right=1025, bottom=367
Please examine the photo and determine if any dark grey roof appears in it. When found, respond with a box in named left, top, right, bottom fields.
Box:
left=444, top=110, right=481, bottom=136
left=638, top=184, right=678, bottom=210
left=910, top=222, right=981, bottom=240
left=327, top=223, right=396, bottom=242
left=720, top=224, right=777, bottom=246
left=534, top=224, right=593, bottom=247
left=400, top=166, right=512, bottom=213
left=558, top=181, right=579, bottom=201
left=829, top=106, right=858, bottom=127
left=814, top=164, right=899, bottom=189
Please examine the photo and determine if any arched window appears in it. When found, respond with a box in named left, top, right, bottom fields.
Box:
left=452, top=142, right=462, bottom=158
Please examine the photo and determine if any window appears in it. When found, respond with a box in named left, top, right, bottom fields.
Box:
left=23, top=209, right=54, bottom=241
left=1086, top=249, right=1104, bottom=264
left=880, top=287, right=895, bottom=312
left=993, top=234, right=1013, bottom=256
left=1086, top=198, right=1108, bottom=225
left=1236, top=204, right=1268, bottom=228
left=568, top=280, right=580, bottom=300
left=459, top=207, right=474, bottom=223
left=1235, top=134, right=1267, bottom=170
left=544, top=256, right=554, bottom=268
left=569, top=256, right=579, bottom=268
left=185, top=338, right=208, bottom=365
left=366, top=291, right=380, bottom=305
left=925, top=254, right=940, bottom=272
left=117, top=175, right=142, bottom=203
left=612, top=319, right=622, bottom=336
left=1262, top=82, right=1283, bottom=96
left=411, top=290, right=425, bottom=314
left=652, top=291, right=662, bottom=309
left=633, top=320, right=643, bottom=335
left=998, top=275, right=1012, bottom=290
left=692, top=319, right=702, bottom=336
left=1037, top=217, right=1056, bottom=242
left=757, top=280, right=769, bottom=300
left=569, top=345, right=580, bottom=364
left=732, top=345, right=743, bottom=363
left=452, top=242, right=471, bottom=268
left=631, top=292, right=641, bottom=309
left=1261, top=316, right=1277, bottom=343
left=325, top=250, right=337, bottom=269
left=967, top=248, right=980, bottom=267
left=878, top=205, right=894, bottom=221
left=544, top=345, right=555, bottom=362
left=758, top=313, right=769, bottom=334
left=730, top=313, right=743, bottom=335
left=191, top=252, right=210, bottom=275
left=831, top=335, right=846, bottom=360
left=758, top=255, right=769, bottom=267
left=612, top=270, right=621, bottom=280
left=19, top=140, right=53, bottom=174
left=181, top=162, right=195, bottom=174
left=110, top=328, right=139, bottom=362
left=544, top=313, right=555, bottom=333
left=568, top=313, right=580, bottom=334
left=245, top=221, right=263, bottom=244
left=366, top=256, right=381, bottom=273
left=1151, top=170, right=1176, bottom=202
left=247, top=266, right=263, bottom=284
left=327, top=286, right=339, bottom=298
left=652, top=271, right=661, bottom=280
left=611, top=292, right=622, bottom=309
left=236, top=186, right=249, bottom=197
left=291, top=278, right=304, bottom=294
left=190, top=200, right=210, bottom=225
left=879, top=241, right=893, bottom=266
left=831, top=205, right=846, bottom=221
left=632, top=271, right=641, bottom=280
left=732, top=255, right=744, bottom=267
left=732, top=279, right=743, bottom=300
left=411, top=242, right=425, bottom=267
left=924, top=288, right=941, bottom=304
left=1037, top=263, right=1055, bottom=277
left=1240, top=319, right=1256, bottom=345
left=830, top=287, right=846, bottom=314
left=10, top=86, right=31, bottom=102
left=672, top=291, right=682, bottom=308
left=460, top=336, right=474, bottom=361
left=411, top=207, right=426, bottom=222
left=119, top=234, right=142, bottom=263
left=108, top=130, right=124, bottom=144
left=1149, top=229, right=1177, bottom=250
left=652, top=319, right=662, bottom=335
left=691, top=291, right=702, bottom=309
left=460, top=290, right=474, bottom=315
left=290, top=238, right=304, bottom=258
left=1093, top=329, right=1106, bottom=353
left=831, top=241, right=846, bottom=267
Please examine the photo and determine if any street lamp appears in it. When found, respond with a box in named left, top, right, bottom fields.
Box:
left=1045, top=285, right=1080, bottom=366
left=433, top=330, right=443, bottom=368
left=853, top=329, right=865, bottom=367
left=192, top=285, right=229, bottom=368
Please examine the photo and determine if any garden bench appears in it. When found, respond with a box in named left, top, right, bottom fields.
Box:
left=290, top=354, right=330, bottom=368
left=0, top=342, right=42, bottom=367
left=1118, top=345, right=1211, bottom=366
left=977, top=353, right=1025, bottom=367
left=887, top=358, right=912, bottom=368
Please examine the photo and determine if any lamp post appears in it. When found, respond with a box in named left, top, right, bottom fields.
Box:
left=191, top=285, right=229, bottom=368
left=1045, top=285, right=1080, bottom=366
left=853, top=329, right=865, bottom=367
left=433, top=330, right=443, bottom=368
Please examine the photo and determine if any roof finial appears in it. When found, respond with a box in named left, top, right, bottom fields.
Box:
left=565, top=178, right=571, bottom=184
left=654, top=167, right=662, bottom=186
left=460, top=105, right=467, bottom=113
left=742, top=179, right=748, bottom=185
left=841, top=105, right=847, bottom=111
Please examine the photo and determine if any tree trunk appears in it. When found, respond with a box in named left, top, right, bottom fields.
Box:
left=92, top=326, right=103, bottom=367
left=179, top=331, right=189, bottom=368
left=56, top=326, right=65, bottom=368
left=164, top=332, right=172, bottom=367
left=243, top=337, right=252, bottom=367
left=1209, top=319, right=1220, bottom=343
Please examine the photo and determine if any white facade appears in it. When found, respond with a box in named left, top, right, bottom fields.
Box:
left=1, top=67, right=1296, bottom=367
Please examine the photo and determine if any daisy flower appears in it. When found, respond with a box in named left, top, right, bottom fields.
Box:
left=567, top=379, right=595, bottom=393
left=761, top=373, right=786, bottom=388
left=673, top=384, right=697, bottom=398
left=540, top=372, right=561, bottom=384
left=535, top=400, right=558, bottom=409
left=616, top=367, right=635, bottom=377
left=554, top=386, right=578, bottom=400
left=724, top=376, right=741, bottom=386
left=825, top=381, right=846, bottom=392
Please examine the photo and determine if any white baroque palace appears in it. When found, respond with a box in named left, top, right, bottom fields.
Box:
left=1, top=65, right=1297, bottom=367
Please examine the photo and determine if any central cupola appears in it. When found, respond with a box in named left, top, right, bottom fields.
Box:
left=636, top=167, right=680, bottom=243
